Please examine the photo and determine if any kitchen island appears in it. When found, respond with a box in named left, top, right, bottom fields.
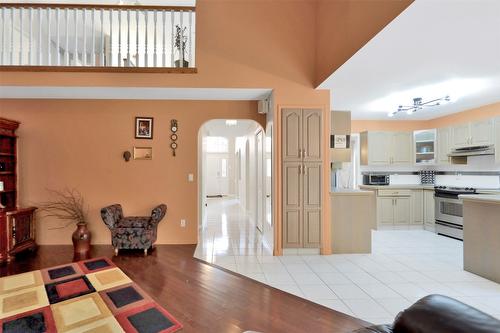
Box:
left=461, top=194, right=500, bottom=284
left=330, top=189, right=375, bottom=253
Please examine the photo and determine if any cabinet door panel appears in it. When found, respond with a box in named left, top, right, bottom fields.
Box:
left=303, top=209, right=321, bottom=248
left=452, top=123, right=470, bottom=148
left=282, top=109, right=302, bottom=162
left=302, top=109, right=322, bottom=162
left=303, top=163, right=322, bottom=209
left=392, top=132, right=412, bottom=165
left=283, top=162, right=302, bottom=248
left=424, top=190, right=435, bottom=226
left=437, top=127, right=451, bottom=165
left=471, top=118, right=494, bottom=146
left=394, top=197, right=411, bottom=225
left=377, top=197, right=394, bottom=225
left=368, top=132, right=391, bottom=165
left=411, top=190, right=423, bottom=225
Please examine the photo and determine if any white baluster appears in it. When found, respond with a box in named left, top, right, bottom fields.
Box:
left=179, top=10, right=184, bottom=67
left=144, top=10, right=148, bottom=67
left=56, top=8, right=60, bottom=66
left=29, top=7, right=33, bottom=65
left=92, top=9, right=95, bottom=66
left=136, top=10, right=139, bottom=66
left=82, top=9, right=86, bottom=65
left=153, top=10, right=157, bottom=67
left=74, top=9, right=78, bottom=65
left=127, top=10, right=130, bottom=67
left=10, top=8, right=14, bottom=65
left=188, top=10, right=192, bottom=67
left=65, top=8, right=69, bottom=65
left=100, top=9, right=104, bottom=66
left=162, top=10, right=166, bottom=67
left=19, top=8, right=23, bottom=65
left=47, top=8, right=50, bottom=65
left=38, top=8, right=42, bottom=65
left=170, top=10, right=174, bottom=67
left=117, top=9, right=121, bottom=66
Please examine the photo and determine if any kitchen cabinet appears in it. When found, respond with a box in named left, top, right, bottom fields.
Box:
left=376, top=189, right=412, bottom=228
left=437, top=127, right=451, bottom=164
left=361, top=131, right=412, bottom=166
left=411, top=190, right=424, bottom=225
left=414, top=129, right=436, bottom=165
left=424, top=189, right=435, bottom=231
left=452, top=119, right=494, bottom=148
left=282, top=108, right=322, bottom=248
left=496, top=117, right=500, bottom=163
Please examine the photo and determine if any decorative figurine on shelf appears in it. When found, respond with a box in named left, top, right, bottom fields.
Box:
left=171, top=119, right=178, bottom=156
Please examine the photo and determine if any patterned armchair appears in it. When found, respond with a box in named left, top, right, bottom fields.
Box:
left=100, top=204, right=167, bottom=256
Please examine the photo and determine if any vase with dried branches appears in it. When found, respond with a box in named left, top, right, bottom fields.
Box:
left=38, top=188, right=91, bottom=255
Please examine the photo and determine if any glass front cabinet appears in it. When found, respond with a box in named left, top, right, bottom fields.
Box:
left=414, top=129, right=437, bottom=165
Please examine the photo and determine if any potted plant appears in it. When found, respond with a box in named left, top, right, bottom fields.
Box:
left=39, top=189, right=91, bottom=255
left=174, top=25, right=189, bottom=68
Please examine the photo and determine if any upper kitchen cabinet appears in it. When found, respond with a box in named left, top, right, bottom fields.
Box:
left=361, top=131, right=412, bottom=166
left=495, top=117, right=500, bottom=163
left=452, top=119, right=494, bottom=148
left=302, top=109, right=323, bottom=162
left=437, top=127, right=451, bottom=164
left=414, top=129, right=436, bottom=165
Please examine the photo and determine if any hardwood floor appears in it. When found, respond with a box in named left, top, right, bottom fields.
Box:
left=0, top=245, right=369, bottom=333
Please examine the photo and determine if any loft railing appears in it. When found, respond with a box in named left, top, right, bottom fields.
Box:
left=0, top=3, right=196, bottom=72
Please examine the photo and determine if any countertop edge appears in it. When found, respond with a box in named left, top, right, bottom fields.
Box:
left=460, top=194, right=500, bottom=205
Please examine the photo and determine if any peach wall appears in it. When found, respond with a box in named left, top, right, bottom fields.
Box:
left=1, top=99, right=264, bottom=245
left=315, top=0, right=413, bottom=87
left=351, top=102, right=500, bottom=133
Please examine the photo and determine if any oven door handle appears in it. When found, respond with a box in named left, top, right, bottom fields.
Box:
left=435, top=220, right=463, bottom=229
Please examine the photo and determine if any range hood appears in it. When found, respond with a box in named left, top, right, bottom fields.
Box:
left=448, top=145, right=495, bottom=157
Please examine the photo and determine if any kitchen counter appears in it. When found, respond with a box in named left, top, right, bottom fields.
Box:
left=330, top=188, right=374, bottom=196
left=463, top=195, right=500, bottom=283
left=360, top=184, right=435, bottom=190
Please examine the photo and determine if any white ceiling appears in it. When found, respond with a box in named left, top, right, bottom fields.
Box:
left=203, top=119, right=260, bottom=138
left=319, top=0, right=500, bottom=120
left=0, top=86, right=272, bottom=100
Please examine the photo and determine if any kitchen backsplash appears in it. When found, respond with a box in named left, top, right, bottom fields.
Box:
left=388, top=174, right=500, bottom=188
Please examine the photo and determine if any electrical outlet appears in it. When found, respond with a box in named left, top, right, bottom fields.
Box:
left=180, top=219, right=186, bottom=227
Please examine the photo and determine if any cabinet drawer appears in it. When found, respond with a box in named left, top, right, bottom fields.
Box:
left=377, top=189, right=412, bottom=197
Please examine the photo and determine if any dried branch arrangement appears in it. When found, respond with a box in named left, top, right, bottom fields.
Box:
left=38, top=188, right=88, bottom=229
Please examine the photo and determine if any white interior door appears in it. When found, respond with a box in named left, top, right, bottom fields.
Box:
left=256, top=130, right=264, bottom=232
left=206, top=154, right=229, bottom=196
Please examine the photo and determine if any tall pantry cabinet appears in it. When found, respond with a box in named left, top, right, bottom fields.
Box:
left=282, top=109, right=322, bottom=248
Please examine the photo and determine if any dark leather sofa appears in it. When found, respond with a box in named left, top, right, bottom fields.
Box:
left=354, top=294, right=500, bottom=333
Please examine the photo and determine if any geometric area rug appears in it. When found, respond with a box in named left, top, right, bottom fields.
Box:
left=0, top=257, right=183, bottom=332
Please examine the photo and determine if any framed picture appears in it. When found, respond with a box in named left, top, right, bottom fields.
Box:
left=135, top=117, right=153, bottom=139
left=331, top=135, right=350, bottom=149
left=133, top=147, right=153, bottom=160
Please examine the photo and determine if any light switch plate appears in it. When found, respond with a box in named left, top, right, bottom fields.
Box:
left=180, top=219, right=186, bottom=227
left=188, top=174, right=194, bottom=182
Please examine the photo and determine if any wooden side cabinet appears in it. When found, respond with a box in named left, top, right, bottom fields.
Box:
left=0, top=207, right=37, bottom=263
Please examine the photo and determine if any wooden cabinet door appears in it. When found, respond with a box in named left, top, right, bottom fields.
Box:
left=303, top=163, right=321, bottom=247
left=392, top=132, right=413, bottom=165
left=452, top=123, right=470, bottom=148
left=377, top=197, right=394, bottom=226
left=437, top=127, right=451, bottom=165
left=411, top=190, right=423, bottom=225
left=282, top=109, right=302, bottom=162
left=394, top=197, right=411, bottom=225
left=282, top=162, right=302, bottom=248
left=496, top=117, right=500, bottom=164
left=471, top=118, right=494, bottom=146
left=302, top=109, right=322, bottom=162
left=368, top=132, right=391, bottom=165
left=424, top=190, right=435, bottom=226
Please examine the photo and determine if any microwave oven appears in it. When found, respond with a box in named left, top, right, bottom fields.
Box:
left=363, top=174, right=390, bottom=185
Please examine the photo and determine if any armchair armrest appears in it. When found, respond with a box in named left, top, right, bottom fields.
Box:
left=150, top=204, right=167, bottom=226
left=101, top=204, right=123, bottom=229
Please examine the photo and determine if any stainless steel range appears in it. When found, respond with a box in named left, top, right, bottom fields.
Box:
left=434, top=186, right=478, bottom=240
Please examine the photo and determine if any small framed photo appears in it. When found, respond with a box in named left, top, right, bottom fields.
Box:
left=133, top=147, right=153, bottom=160
left=331, top=135, right=350, bottom=149
left=135, top=117, right=153, bottom=139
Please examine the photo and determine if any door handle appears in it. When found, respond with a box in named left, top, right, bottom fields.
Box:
left=298, top=165, right=302, bottom=174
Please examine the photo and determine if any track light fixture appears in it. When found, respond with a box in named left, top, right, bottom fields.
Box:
left=388, top=96, right=451, bottom=117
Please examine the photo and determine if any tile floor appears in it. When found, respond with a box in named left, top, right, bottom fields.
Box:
left=194, top=198, right=500, bottom=324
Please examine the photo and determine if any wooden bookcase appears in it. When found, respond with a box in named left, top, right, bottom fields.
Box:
left=0, top=118, right=37, bottom=263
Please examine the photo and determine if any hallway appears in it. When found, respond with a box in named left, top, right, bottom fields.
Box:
left=194, top=198, right=273, bottom=270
